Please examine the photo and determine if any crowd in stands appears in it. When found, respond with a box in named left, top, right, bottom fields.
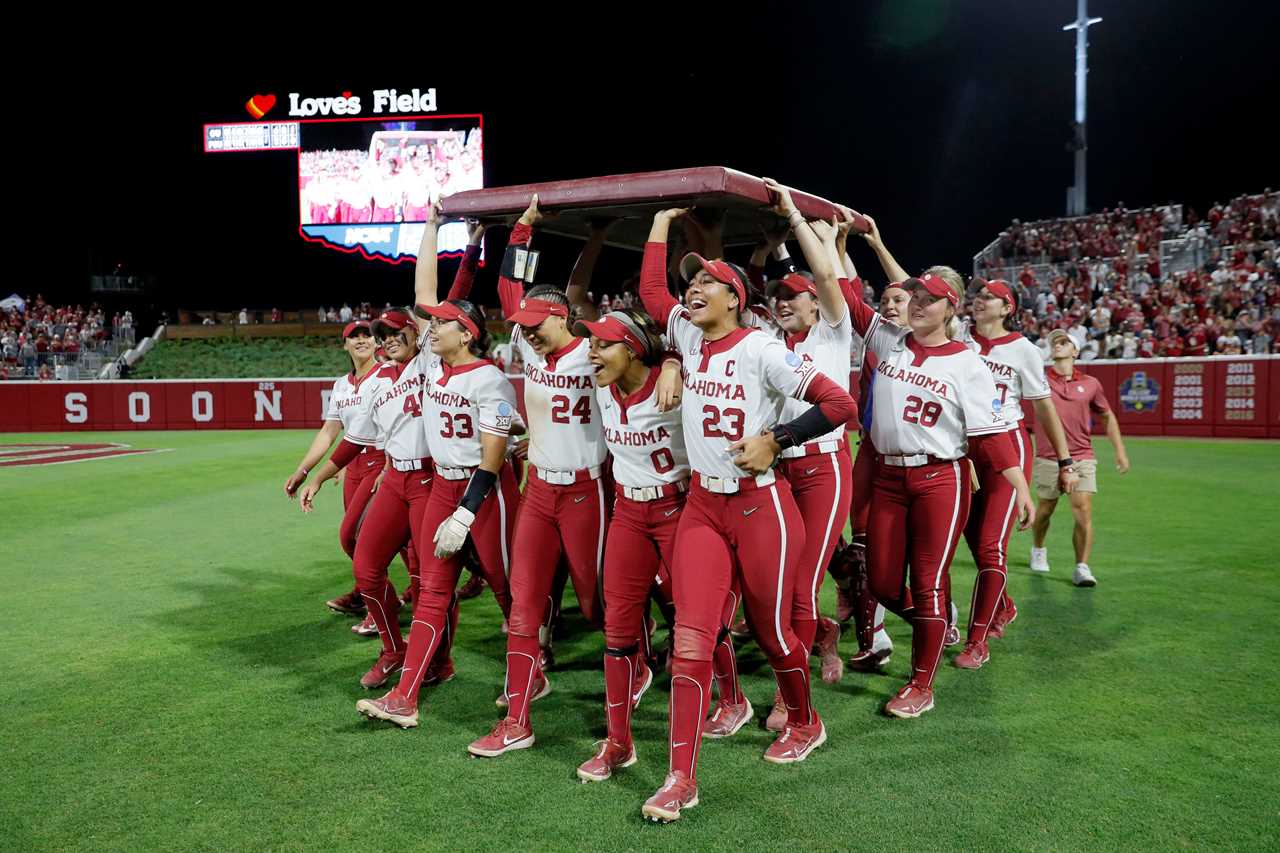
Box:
left=1, top=295, right=133, bottom=379
left=976, top=191, right=1280, bottom=360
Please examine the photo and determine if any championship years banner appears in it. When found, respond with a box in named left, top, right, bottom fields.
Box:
left=2, top=357, right=1278, bottom=437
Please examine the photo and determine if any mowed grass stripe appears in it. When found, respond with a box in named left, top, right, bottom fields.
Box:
left=2, top=432, right=1277, bottom=851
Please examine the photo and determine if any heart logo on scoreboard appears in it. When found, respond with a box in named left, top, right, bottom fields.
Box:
left=245, top=93, right=277, bottom=119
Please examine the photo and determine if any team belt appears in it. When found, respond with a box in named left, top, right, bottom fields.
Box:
left=618, top=479, right=689, bottom=503
left=390, top=456, right=431, bottom=472
left=434, top=463, right=475, bottom=481
left=693, top=470, right=776, bottom=495
left=530, top=464, right=601, bottom=485
left=878, top=453, right=952, bottom=468
left=779, top=436, right=847, bottom=460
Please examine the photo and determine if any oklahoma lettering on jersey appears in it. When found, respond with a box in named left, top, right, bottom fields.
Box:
left=596, top=365, right=689, bottom=488
left=421, top=357, right=518, bottom=468
left=325, top=370, right=381, bottom=447
left=778, top=304, right=852, bottom=457
left=861, top=314, right=1007, bottom=459
left=960, top=329, right=1051, bottom=425
left=364, top=352, right=431, bottom=462
left=665, top=304, right=817, bottom=480
left=514, top=334, right=606, bottom=472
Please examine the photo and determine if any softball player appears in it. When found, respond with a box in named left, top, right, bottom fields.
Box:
left=570, top=308, right=686, bottom=782
left=284, top=320, right=385, bottom=616
left=356, top=213, right=520, bottom=729
left=638, top=208, right=856, bottom=822
left=957, top=279, right=1078, bottom=667
left=844, top=263, right=1034, bottom=719
left=469, top=197, right=681, bottom=758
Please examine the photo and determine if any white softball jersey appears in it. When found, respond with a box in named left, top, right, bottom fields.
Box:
left=364, top=353, right=432, bottom=462
left=421, top=357, right=518, bottom=468
left=665, top=304, right=818, bottom=480
left=862, top=314, right=1008, bottom=459
left=325, top=371, right=382, bottom=447
left=961, top=330, right=1051, bottom=425
left=514, top=334, right=607, bottom=472
left=778, top=303, right=853, bottom=458
left=596, top=365, right=689, bottom=489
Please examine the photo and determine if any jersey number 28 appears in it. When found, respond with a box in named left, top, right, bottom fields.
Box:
left=902, top=395, right=942, bottom=427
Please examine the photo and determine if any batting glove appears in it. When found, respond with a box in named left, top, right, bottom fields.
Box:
left=434, top=507, right=475, bottom=558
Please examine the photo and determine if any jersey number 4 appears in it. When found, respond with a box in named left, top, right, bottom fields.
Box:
left=439, top=412, right=474, bottom=439
left=902, top=395, right=942, bottom=427
left=702, top=405, right=746, bottom=442
left=551, top=394, right=592, bottom=424
left=402, top=395, right=423, bottom=418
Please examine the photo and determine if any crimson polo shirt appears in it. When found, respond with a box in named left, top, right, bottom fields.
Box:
left=1034, top=367, right=1111, bottom=461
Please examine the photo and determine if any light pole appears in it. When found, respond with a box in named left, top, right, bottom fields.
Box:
left=1064, top=0, right=1102, bottom=216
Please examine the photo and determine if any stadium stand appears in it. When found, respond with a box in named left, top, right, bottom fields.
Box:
left=972, top=191, right=1279, bottom=360
left=0, top=295, right=137, bottom=380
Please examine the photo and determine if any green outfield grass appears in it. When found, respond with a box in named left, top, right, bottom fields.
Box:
left=138, top=338, right=351, bottom=378
left=2, top=432, right=1278, bottom=851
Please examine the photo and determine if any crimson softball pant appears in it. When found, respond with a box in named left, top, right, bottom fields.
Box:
left=866, top=458, right=971, bottom=691
left=667, top=478, right=812, bottom=782
left=351, top=467, right=433, bottom=655
left=844, top=437, right=898, bottom=649
left=780, top=447, right=853, bottom=654
left=601, top=491, right=681, bottom=748
left=338, top=450, right=417, bottom=599
left=502, top=473, right=610, bottom=728
left=395, top=463, right=520, bottom=705
left=963, top=423, right=1031, bottom=642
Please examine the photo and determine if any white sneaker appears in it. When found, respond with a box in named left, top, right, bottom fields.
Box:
left=871, top=627, right=893, bottom=656
left=1030, top=547, right=1050, bottom=573
left=1073, top=563, right=1097, bottom=587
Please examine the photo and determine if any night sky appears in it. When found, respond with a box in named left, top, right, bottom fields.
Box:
left=62, top=1, right=1277, bottom=320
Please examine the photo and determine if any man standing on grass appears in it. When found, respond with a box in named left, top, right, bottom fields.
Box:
left=1029, top=329, right=1130, bottom=587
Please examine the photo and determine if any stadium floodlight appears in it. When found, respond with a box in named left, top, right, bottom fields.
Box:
left=1063, top=0, right=1102, bottom=216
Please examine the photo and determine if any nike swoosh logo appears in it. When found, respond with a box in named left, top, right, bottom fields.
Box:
left=664, top=508, right=678, bottom=517
left=507, top=692, right=521, bottom=699
left=672, top=742, right=687, bottom=748
left=502, top=734, right=525, bottom=746
left=805, top=467, right=818, bottom=475
left=743, top=507, right=759, bottom=517
left=367, top=460, right=378, bottom=467
left=381, top=663, right=397, bottom=674
left=924, top=471, right=941, bottom=479
left=607, top=701, right=624, bottom=708
left=421, top=479, right=431, bottom=485
left=574, top=496, right=588, bottom=504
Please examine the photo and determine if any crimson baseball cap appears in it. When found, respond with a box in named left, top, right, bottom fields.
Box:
left=680, top=252, right=747, bottom=308
left=766, top=272, right=817, bottom=300
left=414, top=301, right=479, bottom=338
left=370, top=309, right=414, bottom=339
left=507, top=296, right=569, bottom=327
left=905, top=274, right=960, bottom=308
left=342, top=320, right=372, bottom=339
left=983, top=279, right=1018, bottom=310
left=572, top=311, right=649, bottom=357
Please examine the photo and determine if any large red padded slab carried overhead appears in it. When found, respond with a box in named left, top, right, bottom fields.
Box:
left=439, top=166, right=867, bottom=250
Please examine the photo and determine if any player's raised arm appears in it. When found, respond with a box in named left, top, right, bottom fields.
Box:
left=414, top=202, right=444, bottom=333
left=641, top=209, right=689, bottom=329
left=566, top=219, right=611, bottom=323
left=497, top=194, right=542, bottom=320
left=446, top=220, right=486, bottom=302
left=834, top=205, right=860, bottom=280
left=859, top=213, right=910, bottom=284
left=762, top=178, right=845, bottom=325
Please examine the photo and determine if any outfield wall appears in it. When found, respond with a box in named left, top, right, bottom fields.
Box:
left=1, top=355, right=1277, bottom=438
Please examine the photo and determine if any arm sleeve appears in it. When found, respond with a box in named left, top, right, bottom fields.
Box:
left=962, top=357, right=1010, bottom=436
left=328, top=438, right=364, bottom=470
left=445, top=243, right=482, bottom=301
left=497, top=223, right=533, bottom=320
left=459, top=469, right=498, bottom=515
left=839, top=277, right=879, bottom=338
left=640, top=241, right=681, bottom=330
left=477, top=372, right=518, bottom=438
left=968, top=431, right=1019, bottom=472
left=771, top=372, right=857, bottom=450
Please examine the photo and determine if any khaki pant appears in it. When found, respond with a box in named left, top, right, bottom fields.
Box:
left=1034, top=458, right=1097, bottom=500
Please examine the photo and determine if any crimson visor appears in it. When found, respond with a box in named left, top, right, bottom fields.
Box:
left=679, top=252, right=747, bottom=308
left=573, top=312, right=649, bottom=357
left=507, top=297, right=569, bottom=327
left=905, top=274, right=959, bottom=308
left=414, top=302, right=479, bottom=338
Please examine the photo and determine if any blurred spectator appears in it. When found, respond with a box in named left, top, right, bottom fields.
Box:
left=270, top=307, right=283, bottom=324
left=317, top=306, right=327, bottom=322
left=238, top=308, right=249, bottom=325
left=339, top=303, right=353, bottom=323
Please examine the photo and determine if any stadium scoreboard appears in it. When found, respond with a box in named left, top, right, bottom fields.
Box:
left=204, top=122, right=301, bottom=153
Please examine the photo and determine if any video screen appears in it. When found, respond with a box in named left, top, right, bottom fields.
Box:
left=298, top=117, right=483, bottom=226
